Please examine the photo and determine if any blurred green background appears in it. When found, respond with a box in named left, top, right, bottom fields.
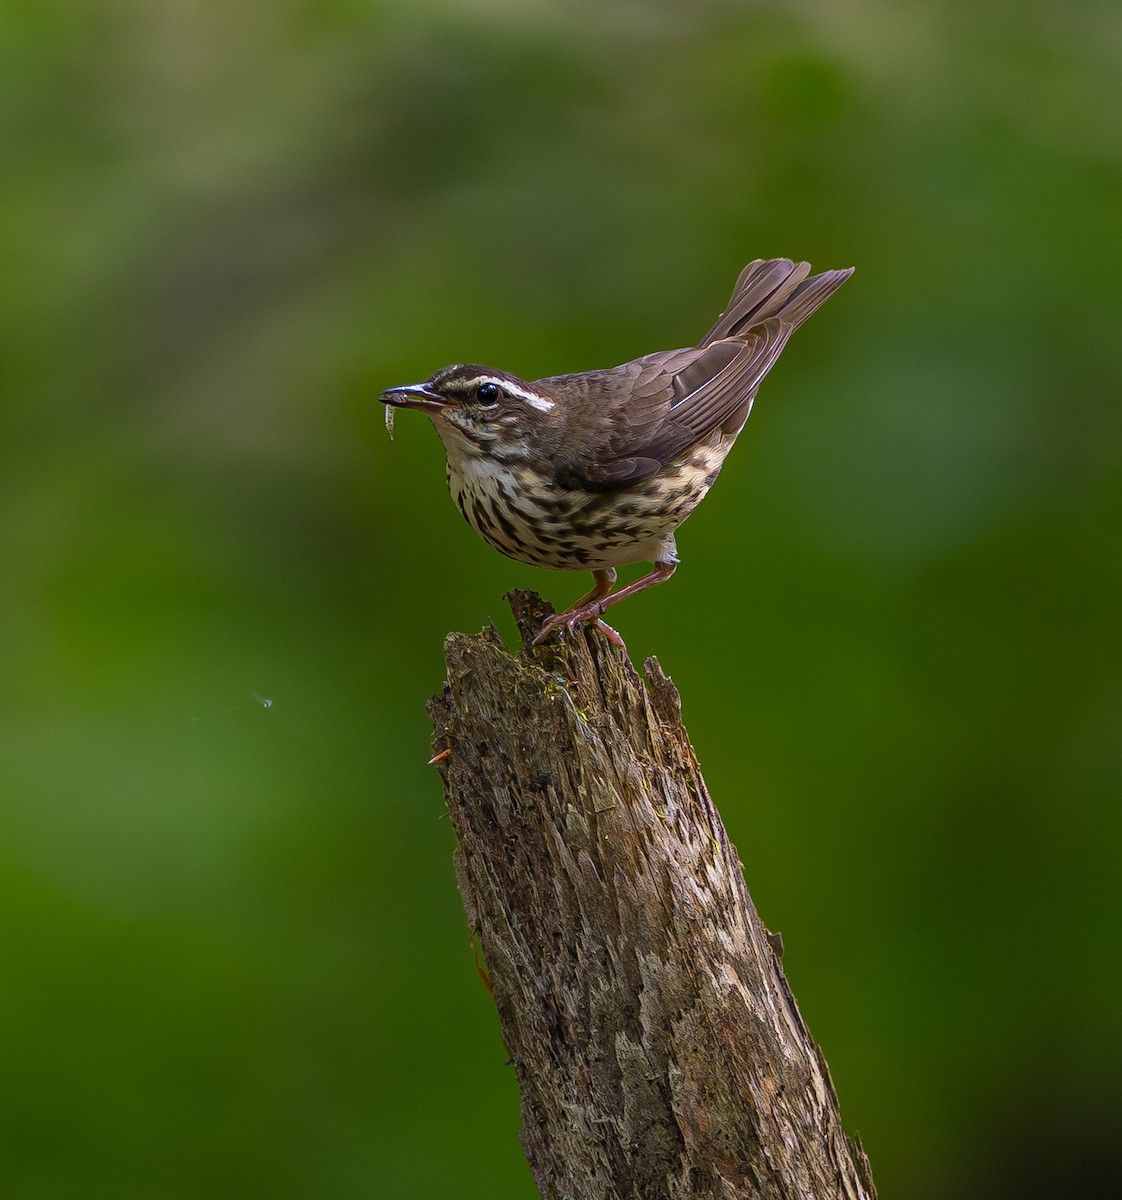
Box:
left=2, top=0, right=1119, bottom=1196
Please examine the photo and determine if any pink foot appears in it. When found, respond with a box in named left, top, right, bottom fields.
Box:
left=532, top=603, right=625, bottom=651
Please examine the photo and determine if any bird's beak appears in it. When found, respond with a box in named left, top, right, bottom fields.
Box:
left=380, top=382, right=448, bottom=414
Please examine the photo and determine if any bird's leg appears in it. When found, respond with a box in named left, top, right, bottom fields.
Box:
left=571, top=568, right=618, bottom=612
left=533, top=569, right=616, bottom=646
left=532, top=561, right=678, bottom=648
left=591, top=559, right=677, bottom=619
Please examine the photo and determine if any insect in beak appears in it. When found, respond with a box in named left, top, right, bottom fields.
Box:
left=380, top=382, right=448, bottom=414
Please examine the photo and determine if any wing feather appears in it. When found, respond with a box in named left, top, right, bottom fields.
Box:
left=552, top=259, right=852, bottom=491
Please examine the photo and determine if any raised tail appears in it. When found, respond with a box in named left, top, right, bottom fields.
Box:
left=699, top=258, right=854, bottom=347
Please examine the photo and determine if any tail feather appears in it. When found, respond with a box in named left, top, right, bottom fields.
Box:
left=700, top=258, right=854, bottom=347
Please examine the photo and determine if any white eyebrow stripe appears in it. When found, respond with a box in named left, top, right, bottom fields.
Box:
left=479, top=376, right=555, bottom=412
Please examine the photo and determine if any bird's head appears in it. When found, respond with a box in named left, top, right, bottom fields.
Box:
left=381, top=364, right=562, bottom=463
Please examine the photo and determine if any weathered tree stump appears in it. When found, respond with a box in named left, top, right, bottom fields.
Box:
left=428, top=590, right=876, bottom=1200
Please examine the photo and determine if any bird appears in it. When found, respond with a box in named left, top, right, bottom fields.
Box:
left=381, top=258, right=853, bottom=647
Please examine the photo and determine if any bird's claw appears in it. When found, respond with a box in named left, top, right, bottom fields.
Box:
left=591, top=619, right=626, bottom=649
left=532, top=606, right=625, bottom=652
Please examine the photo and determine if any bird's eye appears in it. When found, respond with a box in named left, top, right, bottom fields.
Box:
left=476, top=382, right=501, bottom=406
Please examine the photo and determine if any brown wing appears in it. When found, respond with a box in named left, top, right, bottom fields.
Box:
left=553, top=259, right=853, bottom=491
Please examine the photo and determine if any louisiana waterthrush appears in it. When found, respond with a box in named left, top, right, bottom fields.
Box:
left=381, top=258, right=853, bottom=646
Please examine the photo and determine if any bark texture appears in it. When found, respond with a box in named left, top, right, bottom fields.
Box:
left=428, top=591, right=876, bottom=1200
